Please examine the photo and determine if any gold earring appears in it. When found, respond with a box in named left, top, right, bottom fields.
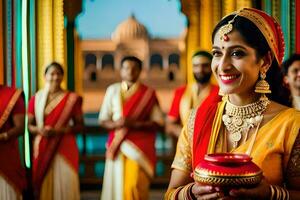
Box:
left=255, top=72, right=271, bottom=94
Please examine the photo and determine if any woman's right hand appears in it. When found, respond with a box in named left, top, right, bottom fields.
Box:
left=191, top=183, right=226, bottom=200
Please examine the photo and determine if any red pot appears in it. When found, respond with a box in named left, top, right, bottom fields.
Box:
left=193, top=153, right=262, bottom=187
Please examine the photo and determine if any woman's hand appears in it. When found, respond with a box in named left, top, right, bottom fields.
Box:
left=114, top=118, right=126, bottom=129
left=114, top=117, right=135, bottom=129
left=40, top=126, right=56, bottom=137
left=228, top=178, right=270, bottom=199
left=191, top=183, right=225, bottom=200
left=0, top=132, right=8, bottom=141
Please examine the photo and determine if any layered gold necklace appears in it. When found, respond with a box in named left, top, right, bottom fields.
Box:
left=222, top=95, right=270, bottom=148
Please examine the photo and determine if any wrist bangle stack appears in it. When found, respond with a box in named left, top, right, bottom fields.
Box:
left=164, top=186, right=184, bottom=200
left=269, top=185, right=289, bottom=200
left=178, top=183, right=196, bottom=200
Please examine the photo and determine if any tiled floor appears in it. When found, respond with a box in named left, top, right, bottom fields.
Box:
left=81, top=189, right=165, bottom=200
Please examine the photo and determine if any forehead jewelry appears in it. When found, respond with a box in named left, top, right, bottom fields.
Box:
left=218, top=12, right=240, bottom=41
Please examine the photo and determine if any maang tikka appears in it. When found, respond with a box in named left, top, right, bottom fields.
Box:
left=218, top=11, right=240, bottom=41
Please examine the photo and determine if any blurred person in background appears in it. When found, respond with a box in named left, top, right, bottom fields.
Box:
left=166, top=50, right=218, bottom=137
left=99, top=56, right=164, bottom=200
left=28, top=62, right=83, bottom=200
left=282, top=53, right=300, bottom=110
left=0, top=85, right=26, bottom=200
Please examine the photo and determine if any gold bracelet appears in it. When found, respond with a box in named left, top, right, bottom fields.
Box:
left=270, top=185, right=275, bottom=200
left=178, top=183, right=195, bottom=200
left=269, top=185, right=290, bottom=200
left=0, top=132, right=8, bottom=140
left=186, top=183, right=196, bottom=200
left=164, top=186, right=184, bottom=200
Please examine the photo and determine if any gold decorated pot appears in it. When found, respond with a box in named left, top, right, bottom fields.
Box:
left=193, top=153, right=262, bottom=187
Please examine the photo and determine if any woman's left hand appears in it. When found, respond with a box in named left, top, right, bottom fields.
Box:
left=228, top=178, right=270, bottom=199
left=41, top=125, right=56, bottom=136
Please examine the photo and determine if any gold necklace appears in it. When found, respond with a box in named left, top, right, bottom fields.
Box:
left=222, top=95, right=270, bottom=148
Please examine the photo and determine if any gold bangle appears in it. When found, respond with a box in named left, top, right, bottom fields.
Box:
left=4, top=132, right=8, bottom=140
left=270, top=185, right=275, bottom=200
left=0, top=132, right=8, bottom=140
left=186, top=183, right=196, bottom=200
left=164, top=186, right=184, bottom=200
left=269, top=185, right=290, bottom=200
left=178, top=183, right=195, bottom=200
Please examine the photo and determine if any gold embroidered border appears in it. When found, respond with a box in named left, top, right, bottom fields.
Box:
left=44, top=92, right=66, bottom=115
left=187, top=108, right=196, bottom=146
left=54, top=93, right=78, bottom=128
left=238, top=9, right=282, bottom=64
left=0, top=89, right=22, bottom=129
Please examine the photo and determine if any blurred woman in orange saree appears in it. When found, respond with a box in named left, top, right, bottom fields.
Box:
left=28, top=62, right=83, bottom=200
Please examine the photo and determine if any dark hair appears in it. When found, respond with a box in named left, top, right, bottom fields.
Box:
left=281, top=54, right=300, bottom=75
left=212, top=15, right=290, bottom=106
left=192, top=50, right=213, bottom=61
left=45, top=62, right=64, bottom=75
left=121, top=56, right=142, bottom=70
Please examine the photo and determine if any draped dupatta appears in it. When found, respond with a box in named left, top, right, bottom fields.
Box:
left=192, top=91, right=221, bottom=169
left=0, top=86, right=26, bottom=194
left=31, top=89, right=80, bottom=196
left=106, top=84, right=158, bottom=169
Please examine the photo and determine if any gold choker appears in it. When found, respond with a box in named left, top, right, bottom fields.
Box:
left=222, top=95, right=270, bottom=148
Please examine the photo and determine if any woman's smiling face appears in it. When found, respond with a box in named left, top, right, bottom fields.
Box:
left=211, top=30, right=263, bottom=97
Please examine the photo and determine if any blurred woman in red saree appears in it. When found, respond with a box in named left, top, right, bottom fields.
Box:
left=0, top=85, right=26, bottom=199
left=28, top=62, right=83, bottom=200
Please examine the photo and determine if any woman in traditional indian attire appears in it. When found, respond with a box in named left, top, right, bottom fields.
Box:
left=0, top=85, right=26, bottom=199
left=28, top=62, right=83, bottom=200
left=165, top=8, right=300, bottom=199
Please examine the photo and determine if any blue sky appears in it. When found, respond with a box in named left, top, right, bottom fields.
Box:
left=76, top=0, right=187, bottom=39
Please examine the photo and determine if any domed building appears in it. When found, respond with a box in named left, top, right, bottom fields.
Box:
left=111, top=14, right=149, bottom=42
left=81, top=14, right=185, bottom=112
left=81, top=14, right=184, bottom=73
left=111, top=14, right=150, bottom=70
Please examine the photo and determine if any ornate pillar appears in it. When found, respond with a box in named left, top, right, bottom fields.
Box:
left=223, top=0, right=236, bottom=15
left=296, top=0, right=300, bottom=53
left=236, top=0, right=252, bottom=10
left=37, top=0, right=65, bottom=89
left=29, top=0, right=37, bottom=94
left=262, top=0, right=272, bottom=15
left=181, top=0, right=201, bottom=84
left=212, top=0, right=222, bottom=27
left=53, top=0, right=64, bottom=66
left=280, top=0, right=291, bottom=58
left=37, top=0, right=53, bottom=89
left=74, top=30, right=83, bottom=94
left=272, top=0, right=280, bottom=21
left=5, top=0, right=13, bottom=86
left=64, top=0, right=82, bottom=91
left=199, top=0, right=214, bottom=51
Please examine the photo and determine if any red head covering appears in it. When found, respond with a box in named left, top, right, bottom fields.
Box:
left=237, top=8, right=285, bottom=65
